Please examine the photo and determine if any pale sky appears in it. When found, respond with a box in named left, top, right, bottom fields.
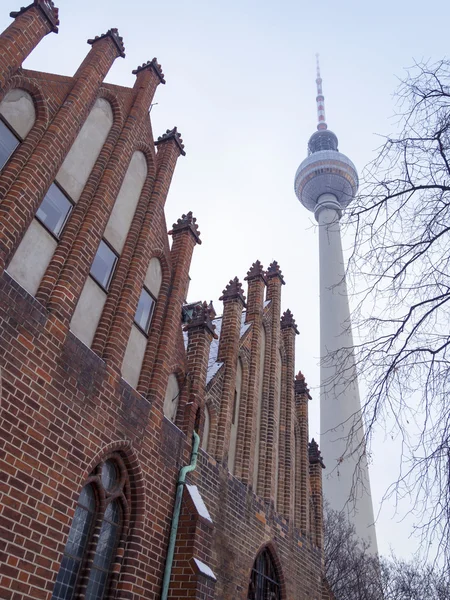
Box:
left=3, top=0, right=450, bottom=560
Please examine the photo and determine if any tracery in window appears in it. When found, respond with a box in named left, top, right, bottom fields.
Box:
left=247, top=548, right=281, bottom=600
left=52, top=454, right=129, bottom=600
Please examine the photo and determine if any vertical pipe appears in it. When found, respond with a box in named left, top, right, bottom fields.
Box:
left=161, top=431, right=200, bottom=600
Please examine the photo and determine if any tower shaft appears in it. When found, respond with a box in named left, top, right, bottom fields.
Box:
left=317, top=196, right=378, bottom=552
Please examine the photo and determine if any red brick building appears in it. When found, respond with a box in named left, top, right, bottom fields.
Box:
left=0, top=2, right=331, bottom=598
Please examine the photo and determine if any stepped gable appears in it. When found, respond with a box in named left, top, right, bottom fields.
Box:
left=295, top=371, right=312, bottom=399
left=184, top=301, right=217, bottom=338
left=11, top=0, right=59, bottom=31
left=132, top=57, right=165, bottom=83
left=87, top=28, right=125, bottom=57
left=266, top=260, right=285, bottom=284
left=309, top=438, right=325, bottom=468
left=168, top=211, right=201, bottom=244
left=219, top=277, right=246, bottom=306
left=244, top=260, right=267, bottom=283
left=155, top=126, right=186, bottom=155
left=281, top=309, right=299, bottom=334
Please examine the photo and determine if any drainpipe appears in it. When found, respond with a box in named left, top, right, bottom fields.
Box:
left=161, top=430, right=200, bottom=600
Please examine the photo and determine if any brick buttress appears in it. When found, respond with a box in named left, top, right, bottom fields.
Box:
left=0, top=29, right=124, bottom=273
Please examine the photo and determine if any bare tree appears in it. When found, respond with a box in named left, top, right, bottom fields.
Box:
left=340, top=59, right=450, bottom=563
left=324, top=506, right=383, bottom=600
left=324, top=505, right=450, bottom=600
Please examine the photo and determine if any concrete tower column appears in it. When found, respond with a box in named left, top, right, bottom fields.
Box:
left=316, top=194, right=377, bottom=552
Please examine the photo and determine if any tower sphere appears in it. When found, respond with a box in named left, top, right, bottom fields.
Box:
left=294, top=129, right=359, bottom=215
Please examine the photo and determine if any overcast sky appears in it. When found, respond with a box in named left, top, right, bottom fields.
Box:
left=4, top=0, right=450, bottom=560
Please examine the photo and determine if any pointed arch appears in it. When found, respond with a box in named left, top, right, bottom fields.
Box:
left=247, top=542, right=285, bottom=600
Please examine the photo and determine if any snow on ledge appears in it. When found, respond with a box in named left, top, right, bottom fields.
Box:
left=186, top=484, right=213, bottom=523
left=193, top=557, right=217, bottom=581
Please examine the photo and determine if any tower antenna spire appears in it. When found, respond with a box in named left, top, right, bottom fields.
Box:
left=315, top=53, right=327, bottom=131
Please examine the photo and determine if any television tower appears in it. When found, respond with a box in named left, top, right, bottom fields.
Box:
left=294, top=56, right=378, bottom=551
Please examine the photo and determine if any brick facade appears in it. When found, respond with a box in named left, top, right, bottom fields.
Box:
left=0, top=3, right=330, bottom=599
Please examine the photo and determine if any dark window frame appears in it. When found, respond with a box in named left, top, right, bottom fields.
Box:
left=34, top=180, right=74, bottom=241
left=89, top=238, right=119, bottom=293
left=133, top=286, right=157, bottom=336
left=248, top=548, right=281, bottom=600
left=0, top=114, right=21, bottom=172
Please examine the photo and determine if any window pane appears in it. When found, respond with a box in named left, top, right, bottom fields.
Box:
left=51, top=485, right=95, bottom=600
left=52, top=556, right=80, bottom=600
left=36, top=183, right=72, bottom=237
left=85, top=500, right=121, bottom=600
left=90, top=240, right=117, bottom=290
left=84, top=568, right=107, bottom=600
left=134, top=288, right=155, bottom=333
left=0, top=119, right=19, bottom=171
left=101, top=460, right=117, bottom=492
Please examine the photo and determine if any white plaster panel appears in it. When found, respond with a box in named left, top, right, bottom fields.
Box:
left=104, top=151, right=147, bottom=253
left=164, top=374, right=180, bottom=422
left=0, top=89, right=36, bottom=138
left=7, top=219, right=56, bottom=296
left=70, top=276, right=106, bottom=347
left=121, top=324, right=147, bottom=389
left=228, top=358, right=243, bottom=474
left=144, top=257, right=162, bottom=297
left=253, top=326, right=266, bottom=489
left=56, top=98, right=113, bottom=202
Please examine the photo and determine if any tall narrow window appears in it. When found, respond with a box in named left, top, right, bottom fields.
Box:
left=36, top=183, right=73, bottom=238
left=0, top=118, right=19, bottom=171
left=247, top=548, right=281, bottom=600
left=52, top=455, right=129, bottom=600
left=134, top=288, right=156, bottom=334
left=52, top=485, right=96, bottom=600
left=90, top=240, right=118, bottom=291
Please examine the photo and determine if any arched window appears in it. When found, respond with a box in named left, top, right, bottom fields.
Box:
left=52, top=455, right=129, bottom=600
left=247, top=548, right=281, bottom=600
left=0, top=88, right=35, bottom=171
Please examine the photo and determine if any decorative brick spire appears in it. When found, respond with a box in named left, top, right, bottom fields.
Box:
left=245, top=260, right=267, bottom=283
left=87, top=28, right=125, bottom=58
left=280, top=309, right=299, bottom=334
left=155, top=127, right=186, bottom=156
left=219, top=277, right=246, bottom=306
left=132, top=57, right=165, bottom=84
left=168, top=211, right=201, bottom=244
left=295, top=371, right=311, bottom=399
left=309, top=438, right=325, bottom=468
left=266, top=260, right=285, bottom=284
left=10, top=0, right=59, bottom=32
left=184, top=301, right=217, bottom=338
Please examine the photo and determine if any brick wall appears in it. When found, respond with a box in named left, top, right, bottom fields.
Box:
left=0, top=3, right=330, bottom=599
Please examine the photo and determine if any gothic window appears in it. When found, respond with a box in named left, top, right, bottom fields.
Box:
left=52, top=455, right=129, bottom=600
left=247, top=548, right=281, bottom=600
left=0, top=118, right=19, bottom=171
